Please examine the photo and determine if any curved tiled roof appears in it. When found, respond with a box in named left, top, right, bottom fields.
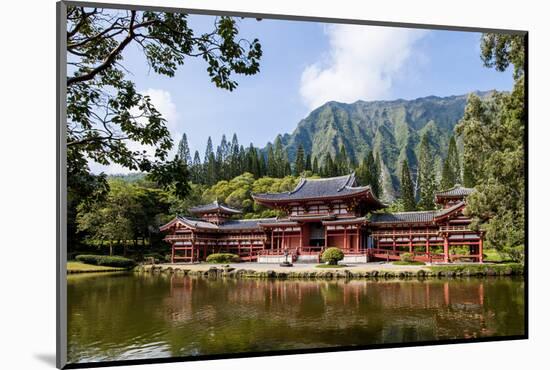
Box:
left=176, top=216, right=219, bottom=230
left=370, top=201, right=466, bottom=225
left=189, top=200, right=242, bottom=215
left=219, top=218, right=277, bottom=230
left=370, top=210, right=439, bottom=224
left=435, top=185, right=474, bottom=198
left=166, top=216, right=276, bottom=231
left=252, top=173, right=385, bottom=208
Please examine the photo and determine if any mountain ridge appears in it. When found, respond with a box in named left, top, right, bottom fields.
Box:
left=264, top=91, right=495, bottom=200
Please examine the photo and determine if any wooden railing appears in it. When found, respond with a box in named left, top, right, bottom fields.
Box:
left=370, top=230, right=439, bottom=238
left=165, top=234, right=193, bottom=240
left=368, top=248, right=445, bottom=263
left=438, top=225, right=473, bottom=233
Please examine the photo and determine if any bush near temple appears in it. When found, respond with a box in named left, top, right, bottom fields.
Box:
left=321, top=247, right=344, bottom=265
left=394, top=253, right=425, bottom=265
left=143, top=253, right=168, bottom=263
left=76, top=254, right=136, bottom=268
left=205, top=253, right=241, bottom=264
left=400, top=253, right=414, bottom=263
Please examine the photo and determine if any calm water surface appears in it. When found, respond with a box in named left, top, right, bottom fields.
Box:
left=67, top=273, right=524, bottom=364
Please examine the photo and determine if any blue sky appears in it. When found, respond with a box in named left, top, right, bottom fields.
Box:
left=91, top=14, right=513, bottom=173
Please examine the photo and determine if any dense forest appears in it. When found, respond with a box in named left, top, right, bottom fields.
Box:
left=65, top=7, right=525, bottom=262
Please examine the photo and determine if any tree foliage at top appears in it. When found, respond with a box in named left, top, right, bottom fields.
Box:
left=66, top=6, right=262, bottom=196
left=456, top=33, right=525, bottom=258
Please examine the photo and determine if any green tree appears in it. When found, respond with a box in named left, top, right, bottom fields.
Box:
left=294, top=144, right=306, bottom=175
left=177, top=133, right=191, bottom=165
left=190, top=150, right=202, bottom=184
left=455, top=33, right=525, bottom=257
left=356, top=151, right=380, bottom=197
left=305, top=153, right=312, bottom=172
left=335, top=144, right=350, bottom=175
left=312, top=156, right=319, bottom=175
left=441, top=135, right=461, bottom=189
left=266, top=145, right=276, bottom=177
left=66, top=7, right=262, bottom=200
left=77, top=180, right=135, bottom=256
left=400, top=159, right=416, bottom=211
left=204, top=137, right=216, bottom=185
left=322, top=153, right=336, bottom=177
left=229, top=133, right=240, bottom=178
left=417, top=134, right=437, bottom=210
left=273, top=135, right=285, bottom=177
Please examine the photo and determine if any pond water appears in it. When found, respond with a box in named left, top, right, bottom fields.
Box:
left=67, top=273, right=525, bottom=364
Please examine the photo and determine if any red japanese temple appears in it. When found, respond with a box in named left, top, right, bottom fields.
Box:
left=160, top=175, right=484, bottom=263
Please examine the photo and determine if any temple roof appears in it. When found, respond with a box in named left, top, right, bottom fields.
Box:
left=189, top=200, right=242, bottom=215
left=435, top=185, right=474, bottom=198
left=370, top=201, right=466, bottom=225
left=162, top=216, right=276, bottom=231
left=370, top=210, right=439, bottom=224
left=322, top=216, right=368, bottom=225
left=219, top=218, right=276, bottom=230
left=252, top=173, right=385, bottom=208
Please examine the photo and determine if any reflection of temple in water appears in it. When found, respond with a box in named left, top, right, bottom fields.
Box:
left=161, top=276, right=495, bottom=344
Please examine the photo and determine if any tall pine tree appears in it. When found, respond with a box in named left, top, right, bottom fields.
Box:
left=294, top=144, right=306, bottom=176
left=417, top=134, right=437, bottom=210
left=177, top=133, right=192, bottom=165
left=305, top=154, right=312, bottom=172
left=336, top=144, right=349, bottom=175
left=400, top=159, right=416, bottom=211
left=312, top=157, right=319, bottom=175
left=441, top=135, right=461, bottom=189
left=204, top=137, right=216, bottom=185
left=267, top=145, right=276, bottom=177
left=191, top=150, right=202, bottom=183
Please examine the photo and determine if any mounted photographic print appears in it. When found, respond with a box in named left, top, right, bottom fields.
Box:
left=57, top=1, right=527, bottom=368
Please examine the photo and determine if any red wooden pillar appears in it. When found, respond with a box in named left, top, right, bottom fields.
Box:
left=356, top=226, right=359, bottom=252
left=171, top=242, right=175, bottom=263
left=443, top=233, right=449, bottom=263
left=409, top=227, right=413, bottom=254
left=299, top=225, right=303, bottom=251
left=479, top=233, right=484, bottom=263
left=344, top=226, right=348, bottom=252
left=324, top=227, right=328, bottom=249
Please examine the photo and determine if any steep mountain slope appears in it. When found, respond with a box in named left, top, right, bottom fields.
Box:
left=269, top=92, right=493, bottom=200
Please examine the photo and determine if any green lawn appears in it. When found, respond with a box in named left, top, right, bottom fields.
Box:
left=393, top=261, right=426, bottom=266
left=315, top=264, right=348, bottom=268
left=67, top=261, right=128, bottom=273
left=483, top=249, right=507, bottom=263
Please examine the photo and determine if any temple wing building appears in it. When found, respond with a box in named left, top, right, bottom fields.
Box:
left=160, top=177, right=484, bottom=263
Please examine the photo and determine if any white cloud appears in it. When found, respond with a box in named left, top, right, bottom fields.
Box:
left=89, top=88, right=181, bottom=175
left=300, top=25, right=428, bottom=110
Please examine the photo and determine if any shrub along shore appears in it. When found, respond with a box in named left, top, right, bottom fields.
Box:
left=133, top=263, right=524, bottom=280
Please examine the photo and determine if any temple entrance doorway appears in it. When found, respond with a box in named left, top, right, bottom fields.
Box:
left=308, top=222, right=325, bottom=247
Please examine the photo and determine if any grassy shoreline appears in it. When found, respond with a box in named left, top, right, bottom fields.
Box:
left=67, top=261, right=130, bottom=274
left=133, top=262, right=524, bottom=280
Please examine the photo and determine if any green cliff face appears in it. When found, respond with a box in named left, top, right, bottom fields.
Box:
left=270, top=92, right=493, bottom=199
